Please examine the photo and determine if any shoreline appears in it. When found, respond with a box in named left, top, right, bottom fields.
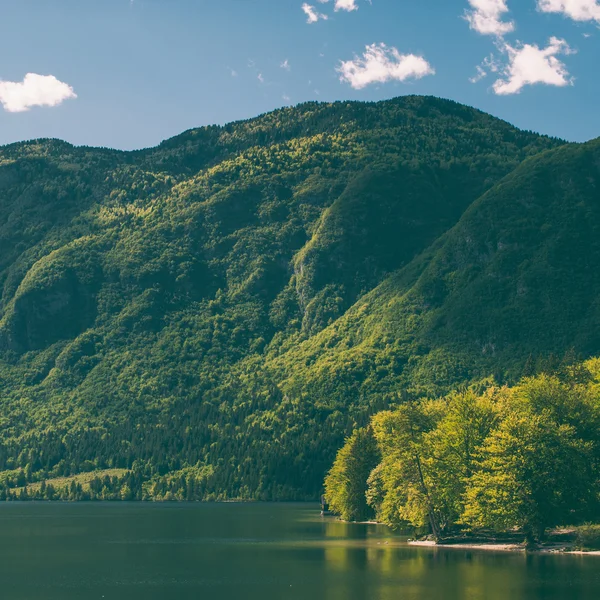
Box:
left=408, top=540, right=600, bottom=555
left=335, top=518, right=600, bottom=556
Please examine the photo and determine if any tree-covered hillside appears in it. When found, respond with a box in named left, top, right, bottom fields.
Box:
left=276, top=137, right=600, bottom=396
left=1, top=95, right=592, bottom=501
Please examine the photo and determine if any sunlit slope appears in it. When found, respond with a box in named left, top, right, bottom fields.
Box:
left=274, top=138, right=600, bottom=403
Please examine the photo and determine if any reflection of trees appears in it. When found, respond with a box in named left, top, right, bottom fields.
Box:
left=322, top=544, right=536, bottom=600
left=323, top=545, right=369, bottom=600
left=317, top=520, right=558, bottom=600
left=324, top=519, right=354, bottom=539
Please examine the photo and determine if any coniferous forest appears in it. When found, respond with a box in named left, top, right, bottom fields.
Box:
left=0, top=96, right=599, bottom=512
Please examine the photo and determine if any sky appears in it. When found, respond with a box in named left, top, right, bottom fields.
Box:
left=0, top=0, right=599, bottom=150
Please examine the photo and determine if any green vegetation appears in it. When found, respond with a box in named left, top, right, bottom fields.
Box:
left=7, top=469, right=131, bottom=499
left=323, top=427, right=380, bottom=521
left=326, top=360, right=600, bottom=543
left=3, top=464, right=216, bottom=502
left=4, top=469, right=132, bottom=501
left=0, top=95, right=598, bottom=502
left=575, top=525, right=600, bottom=551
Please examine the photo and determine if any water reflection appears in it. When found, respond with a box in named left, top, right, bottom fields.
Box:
left=315, top=512, right=600, bottom=600
left=0, top=503, right=598, bottom=600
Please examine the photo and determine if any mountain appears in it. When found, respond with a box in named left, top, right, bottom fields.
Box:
left=277, top=137, right=600, bottom=399
left=1, top=95, right=591, bottom=501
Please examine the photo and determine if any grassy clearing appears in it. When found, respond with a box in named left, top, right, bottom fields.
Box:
left=13, top=469, right=130, bottom=494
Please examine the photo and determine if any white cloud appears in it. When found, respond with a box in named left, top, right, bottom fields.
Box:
left=311, top=0, right=361, bottom=14
left=338, top=43, right=435, bottom=90
left=492, top=37, right=575, bottom=94
left=0, top=73, right=76, bottom=113
left=335, top=0, right=359, bottom=11
left=302, top=3, right=328, bottom=23
left=465, top=0, right=515, bottom=36
left=316, top=0, right=360, bottom=10
left=537, top=0, right=600, bottom=23
left=257, top=73, right=265, bottom=84
left=280, top=59, right=291, bottom=71
left=303, top=0, right=363, bottom=23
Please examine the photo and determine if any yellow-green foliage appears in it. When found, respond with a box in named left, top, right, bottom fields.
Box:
left=330, top=364, right=600, bottom=541
left=324, top=427, right=380, bottom=521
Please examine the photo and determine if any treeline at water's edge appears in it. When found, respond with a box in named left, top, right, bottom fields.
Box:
left=324, top=358, right=600, bottom=547
left=0, top=464, right=218, bottom=502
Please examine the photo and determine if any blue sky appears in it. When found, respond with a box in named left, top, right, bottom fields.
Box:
left=0, top=0, right=598, bottom=149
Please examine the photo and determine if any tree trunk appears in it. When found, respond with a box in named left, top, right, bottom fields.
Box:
left=413, top=450, right=440, bottom=540
left=524, top=524, right=537, bottom=548
left=536, top=524, right=546, bottom=543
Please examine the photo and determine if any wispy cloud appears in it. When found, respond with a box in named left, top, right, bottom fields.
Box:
left=280, top=59, right=291, bottom=71
left=537, top=0, right=600, bottom=23
left=492, top=37, right=575, bottom=94
left=469, top=53, right=502, bottom=82
left=465, top=0, right=515, bottom=36
left=338, top=43, right=435, bottom=89
left=302, top=3, right=328, bottom=23
left=0, top=73, right=76, bottom=113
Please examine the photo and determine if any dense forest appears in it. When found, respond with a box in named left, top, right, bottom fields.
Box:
left=325, top=358, right=600, bottom=544
left=0, top=95, right=598, bottom=501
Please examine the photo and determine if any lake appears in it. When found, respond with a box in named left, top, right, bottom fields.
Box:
left=0, top=502, right=598, bottom=599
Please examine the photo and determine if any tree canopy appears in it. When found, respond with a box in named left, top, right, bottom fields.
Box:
left=327, top=363, right=600, bottom=543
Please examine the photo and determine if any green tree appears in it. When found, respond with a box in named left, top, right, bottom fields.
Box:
left=462, top=408, right=593, bottom=544
left=423, top=388, right=497, bottom=528
left=368, top=401, right=445, bottom=537
left=324, top=427, right=380, bottom=522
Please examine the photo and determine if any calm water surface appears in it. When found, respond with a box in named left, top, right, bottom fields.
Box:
left=0, top=502, right=598, bottom=599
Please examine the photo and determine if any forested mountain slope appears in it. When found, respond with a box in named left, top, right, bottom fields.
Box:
left=1, top=96, right=589, bottom=501
left=274, top=137, right=600, bottom=399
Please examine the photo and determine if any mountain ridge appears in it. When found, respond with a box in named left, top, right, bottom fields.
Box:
left=1, top=95, right=594, bottom=501
left=1, top=95, right=568, bottom=156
